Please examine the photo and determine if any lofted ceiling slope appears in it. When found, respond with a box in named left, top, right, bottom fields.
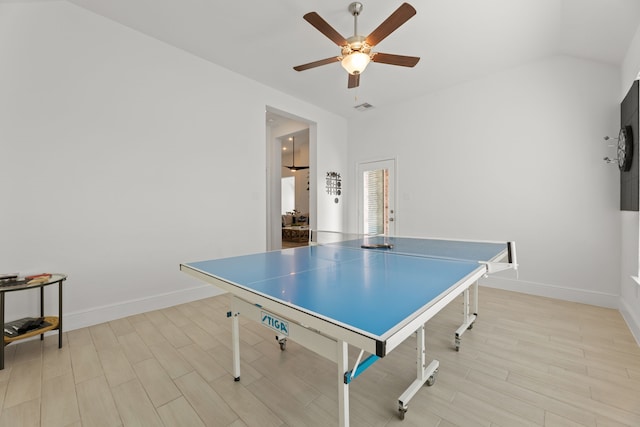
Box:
left=66, top=0, right=640, bottom=118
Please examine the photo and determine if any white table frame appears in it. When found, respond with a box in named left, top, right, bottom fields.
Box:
left=181, top=248, right=516, bottom=426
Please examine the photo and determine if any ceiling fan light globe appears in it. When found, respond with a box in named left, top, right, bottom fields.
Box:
left=341, top=52, right=370, bottom=75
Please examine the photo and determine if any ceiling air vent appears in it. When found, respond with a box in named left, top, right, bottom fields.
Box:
left=354, top=102, right=374, bottom=112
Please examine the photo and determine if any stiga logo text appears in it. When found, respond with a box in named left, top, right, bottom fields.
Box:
left=261, top=311, right=289, bottom=336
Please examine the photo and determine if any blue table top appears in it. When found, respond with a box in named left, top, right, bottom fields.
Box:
left=185, top=237, right=506, bottom=339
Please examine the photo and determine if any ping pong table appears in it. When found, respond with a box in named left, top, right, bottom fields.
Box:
left=180, top=233, right=517, bottom=426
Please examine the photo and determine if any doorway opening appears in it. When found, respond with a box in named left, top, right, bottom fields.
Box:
left=265, top=108, right=315, bottom=250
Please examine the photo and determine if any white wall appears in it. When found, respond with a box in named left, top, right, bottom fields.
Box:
left=348, top=55, right=621, bottom=308
left=619, top=21, right=640, bottom=343
left=316, top=122, right=346, bottom=233
left=0, top=1, right=347, bottom=329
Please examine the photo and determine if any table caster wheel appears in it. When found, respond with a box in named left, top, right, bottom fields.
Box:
left=426, top=370, right=438, bottom=386
left=276, top=336, right=287, bottom=351
left=398, top=405, right=407, bottom=420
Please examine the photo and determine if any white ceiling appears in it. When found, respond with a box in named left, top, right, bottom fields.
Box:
left=67, top=0, right=640, bottom=118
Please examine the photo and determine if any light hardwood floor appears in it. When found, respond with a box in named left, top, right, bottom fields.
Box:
left=281, top=240, right=309, bottom=249
left=1, top=286, right=639, bottom=426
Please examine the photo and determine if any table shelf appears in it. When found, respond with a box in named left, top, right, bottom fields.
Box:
left=3, top=316, right=59, bottom=345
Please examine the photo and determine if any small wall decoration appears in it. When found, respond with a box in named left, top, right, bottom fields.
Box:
left=326, top=171, right=342, bottom=203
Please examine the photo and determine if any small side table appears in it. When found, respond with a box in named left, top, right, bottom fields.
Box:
left=0, top=274, right=67, bottom=369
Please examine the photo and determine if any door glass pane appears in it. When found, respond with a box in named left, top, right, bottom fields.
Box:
left=363, top=169, right=388, bottom=235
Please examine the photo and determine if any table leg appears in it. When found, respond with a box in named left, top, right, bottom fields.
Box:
left=40, top=287, right=45, bottom=341
left=417, top=325, right=426, bottom=381
left=1, top=292, right=4, bottom=370
left=58, top=281, right=63, bottom=348
left=454, top=283, right=477, bottom=351
left=398, top=325, right=438, bottom=419
left=231, top=310, right=241, bottom=381
left=463, top=287, right=470, bottom=324
left=473, top=281, right=479, bottom=318
left=337, top=340, right=349, bottom=427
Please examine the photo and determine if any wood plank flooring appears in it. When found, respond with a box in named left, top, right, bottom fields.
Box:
left=281, top=240, right=309, bottom=249
left=0, top=286, right=639, bottom=426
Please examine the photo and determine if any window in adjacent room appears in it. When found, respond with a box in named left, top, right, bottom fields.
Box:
left=281, top=176, right=295, bottom=214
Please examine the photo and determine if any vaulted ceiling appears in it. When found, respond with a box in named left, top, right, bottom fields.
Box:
left=68, top=0, right=640, bottom=118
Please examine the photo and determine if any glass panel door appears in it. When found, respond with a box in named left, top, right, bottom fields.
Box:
left=357, top=159, right=396, bottom=235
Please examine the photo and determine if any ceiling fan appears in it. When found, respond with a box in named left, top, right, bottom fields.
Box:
left=284, top=136, right=309, bottom=171
left=293, top=2, right=420, bottom=89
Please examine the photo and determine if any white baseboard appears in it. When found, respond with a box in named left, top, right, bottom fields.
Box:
left=619, top=297, right=640, bottom=346
left=480, top=277, right=620, bottom=309
left=63, top=285, right=224, bottom=331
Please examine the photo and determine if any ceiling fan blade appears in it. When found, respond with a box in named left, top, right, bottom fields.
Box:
left=348, top=73, right=360, bottom=89
left=372, top=52, right=420, bottom=67
left=303, top=12, right=348, bottom=46
left=366, top=3, right=416, bottom=47
left=293, top=56, right=340, bottom=72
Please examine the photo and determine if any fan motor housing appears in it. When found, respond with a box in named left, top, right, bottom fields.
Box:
left=343, top=36, right=370, bottom=54
left=348, top=2, right=363, bottom=16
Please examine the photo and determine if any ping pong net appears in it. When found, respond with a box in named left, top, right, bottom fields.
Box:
left=309, top=230, right=518, bottom=272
